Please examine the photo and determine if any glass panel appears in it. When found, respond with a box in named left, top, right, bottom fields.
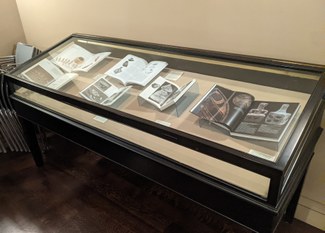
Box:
left=11, top=36, right=321, bottom=163
left=14, top=88, right=271, bottom=198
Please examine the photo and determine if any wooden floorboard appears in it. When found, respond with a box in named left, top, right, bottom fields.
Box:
left=0, top=133, right=322, bottom=233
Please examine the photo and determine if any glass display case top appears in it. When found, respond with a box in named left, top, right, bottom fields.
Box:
left=7, top=34, right=325, bottom=199
left=10, top=36, right=323, bottom=163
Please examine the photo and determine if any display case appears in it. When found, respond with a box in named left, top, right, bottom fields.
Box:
left=4, top=34, right=325, bottom=233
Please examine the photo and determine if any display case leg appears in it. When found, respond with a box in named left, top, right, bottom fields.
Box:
left=20, top=117, right=44, bottom=167
left=283, top=171, right=307, bottom=223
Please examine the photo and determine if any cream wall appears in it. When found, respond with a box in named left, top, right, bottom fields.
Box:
left=0, top=0, right=25, bottom=56
left=15, top=0, right=325, bottom=65
left=13, top=0, right=325, bottom=230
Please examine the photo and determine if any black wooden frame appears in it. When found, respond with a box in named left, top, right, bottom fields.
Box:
left=4, top=33, right=325, bottom=233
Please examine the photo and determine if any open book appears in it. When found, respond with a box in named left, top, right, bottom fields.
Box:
left=191, top=84, right=300, bottom=143
left=21, top=59, right=78, bottom=89
left=139, top=76, right=196, bottom=111
left=80, top=74, right=131, bottom=106
left=52, top=44, right=111, bottom=72
left=105, top=54, right=167, bottom=86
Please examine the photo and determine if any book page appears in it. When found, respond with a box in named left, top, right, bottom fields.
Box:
left=191, top=85, right=254, bottom=131
left=80, top=74, right=130, bottom=106
left=232, top=101, right=300, bottom=142
left=21, top=59, right=77, bottom=89
left=105, top=54, right=167, bottom=86
left=165, top=79, right=197, bottom=105
left=52, top=44, right=110, bottom=72
left=139, top=76, right=179, bottom=110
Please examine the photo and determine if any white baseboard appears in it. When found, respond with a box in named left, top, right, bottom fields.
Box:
left=295, top=196, right=325, bottom=231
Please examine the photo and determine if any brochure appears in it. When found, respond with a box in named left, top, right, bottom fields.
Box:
left=80, top=74, right=131, bottom=106
left=52, top=44, right=110, bottom=72
left=139, top=76, right=196, bottom=111
left=105, top=54, right=167, bottom=86
left=21, top=58, right=77, bottom=89
left=191, top=84, right=300, bottom=142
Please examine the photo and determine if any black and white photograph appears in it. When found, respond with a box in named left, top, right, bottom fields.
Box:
left=80, top=85, right=107, bottom=104
left=148, top=82, right=178, bottom=106
left=191, top=84, right=300, bottom=142
left=21, top=59, right=78, bottom=89
left=139, top=76, right=196, bottom=111
left=79, top=74, right=131, bottom=106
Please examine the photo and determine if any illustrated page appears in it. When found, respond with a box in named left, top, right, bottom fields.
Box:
left=105, top=54, right=167, bottom=86
left=80, top=74, right=131, bottom=106
left=52, top=44, right=110, bottom=72
left=232, top=101, right=300, bottom=141
left=191, top=85, right=254, bottom=131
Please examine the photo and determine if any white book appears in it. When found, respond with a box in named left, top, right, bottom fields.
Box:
left=105, top=54, right=167, bottom=86
left=21, top=58, right=78, bottom=89
left=52, top=44, right=110, bottom=72
left=139, top=76, right=196, bottom=111
left=80, top=74, right=131, bottom=106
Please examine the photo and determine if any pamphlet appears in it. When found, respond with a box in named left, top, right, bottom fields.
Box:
left=21, top=58, right=78, bottom=89
left=105, top=54, right=167, bottom=86
left=139, top=76, right=196, bottom=111
left=80, top=74, right=131, bottom=106
left=191, top=84, right=300, bottom=142
left=52, top=44, right=111, bottom=72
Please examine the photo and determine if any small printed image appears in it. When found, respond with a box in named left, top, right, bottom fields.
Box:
left=122, top=61, right=129, bottom=67
left=265, top=104, right=291, bottom=125
left=149, top=82, right=178, bottom=105
left=81, top=85, right=106, bottom=104
left=114, top=67, right=123, bottom=74
left=24, top=65, right=55, bottom=85
left=196, top=89, right=229, bottom=123
left=232, top=93, right=253, bottom=108
left=54, top=56, right=85, bottom=71
left=94, top=78, right=112, bottom=92
left=244, top=102, right=268, bottom=123
left=144, top=62, right=158, bottom=75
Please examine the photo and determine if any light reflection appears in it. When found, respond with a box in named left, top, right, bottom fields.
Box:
left=0, top=217, right=43, bottom=233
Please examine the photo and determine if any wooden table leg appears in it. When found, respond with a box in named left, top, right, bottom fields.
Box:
left=19, top=117, right=44, bottom=167
left=283, top=170, right=307, bottom=223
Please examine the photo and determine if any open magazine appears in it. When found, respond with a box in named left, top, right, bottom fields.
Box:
left=139, top=76, right=196, bottom=111
left=80, top=74, right=131, bottom=106
left=105, top=54, right=167, bottom=86
left=52, top=44, right=111, bottom=72
left=191, top=84, right=300, bottom=143
left=21, top=59, right=78, bottom=89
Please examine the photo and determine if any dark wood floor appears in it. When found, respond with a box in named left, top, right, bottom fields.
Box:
left=0, top=133, right=322, bottom=233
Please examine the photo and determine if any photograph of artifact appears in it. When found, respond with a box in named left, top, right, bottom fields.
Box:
left=94, top=78, right=112, bottom=92
left=265, top=104, right=291, bottom=125
left=81, top=85, right=107, bottom=103
left=232, top=93, right=254, bottom=108
left=244, top=102, right=269, bottom=123
left=149, top=82, right=178, bottom=106
left=80, top=74, right=131, bottom=106
left=196, top=88, right=229, bottom=123
left=191, top=85, right=254, bottom=127
left=139, top=76, right=196, bottom=111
